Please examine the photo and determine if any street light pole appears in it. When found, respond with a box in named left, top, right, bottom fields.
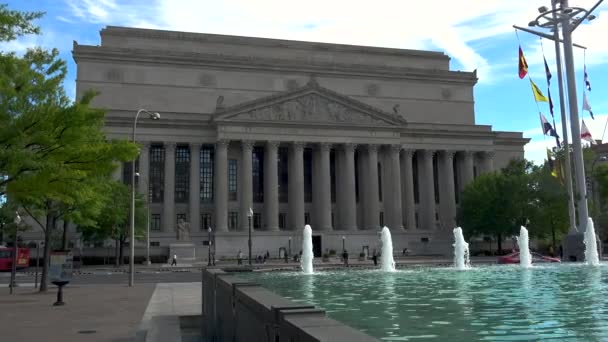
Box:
left=248, top=208, right=253, bottom=266
left=288, top=237, right=291, bottom=259
left=135, top=173, right=152, bottom=266
left=130, top=109, right=160, bottom=287
left=342, top=236, right=346, bottom=253
left=551, top=0, right=577, bottom=233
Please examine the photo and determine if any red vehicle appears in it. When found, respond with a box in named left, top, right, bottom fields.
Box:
left=498, top=251, right=561, bottom=264
left=0, top=247, right=30, bottom=271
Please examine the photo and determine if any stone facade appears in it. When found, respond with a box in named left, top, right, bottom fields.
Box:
left=67, top=26, right=528, bottom=258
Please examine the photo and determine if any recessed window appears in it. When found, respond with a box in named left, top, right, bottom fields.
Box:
left=175, top=146, right=190, bottom=203
left=200, top=146, right=214, bottom=203
left=151, top=214, right=161, bottom=231
left=228, top=159, right=238, bottom=201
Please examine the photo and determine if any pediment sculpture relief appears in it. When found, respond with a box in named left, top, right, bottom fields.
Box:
left=234, top=93, right=391, bottom=126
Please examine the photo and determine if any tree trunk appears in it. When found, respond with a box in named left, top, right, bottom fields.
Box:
left=39, top=213, right=55, bottom=292
left=119, top=238, right=125, bottom=266
left=114, top=238, right=120, bottom=267
left=62, top=220, right=69, bottom=250
left=497, top=233, right=503, bottom=254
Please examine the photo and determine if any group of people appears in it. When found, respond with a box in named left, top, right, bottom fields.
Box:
left=236, top=250, right=271, bottom=264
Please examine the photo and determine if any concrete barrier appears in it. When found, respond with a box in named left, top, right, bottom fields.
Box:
left=202, top=269, right=378, bottom=342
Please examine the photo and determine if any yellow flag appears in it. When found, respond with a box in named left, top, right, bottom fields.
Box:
left=530, top=80, right=549, bottom=102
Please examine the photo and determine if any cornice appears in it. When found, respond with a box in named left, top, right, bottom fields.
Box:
left=72, top=45, right=477, bottom=85
left=101, top=26, right=448, bottom=60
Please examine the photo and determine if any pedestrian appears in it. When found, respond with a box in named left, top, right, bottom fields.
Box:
left=237, top=250, right=243, bottom=265
left=342, top=250, right=349, bottom=267
left=171, top=254, right=177, bottom=266
left=265, top=250, right=270, bottom=260
left=372, top=249, right=378, bottom=266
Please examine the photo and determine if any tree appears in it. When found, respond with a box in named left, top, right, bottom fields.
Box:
left=79, top=182, right=147, bottom=266
left=527, top=161, right=569, bottom=252
left=459, top=159, right=534, bottom=253
left=1, top=5, right=138, bottom=291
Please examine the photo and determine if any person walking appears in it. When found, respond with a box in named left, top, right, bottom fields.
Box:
left=237, top=250, right=243, bottom=265
left=342, top=250, right=349, bottom=267
left=171, top=254, right=177, bottom=266
left=372, top=249, right=378, bottom=266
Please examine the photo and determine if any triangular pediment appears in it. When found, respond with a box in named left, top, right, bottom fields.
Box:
left=212, top=79, right=406, bottom=127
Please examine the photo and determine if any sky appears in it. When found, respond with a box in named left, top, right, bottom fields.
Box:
left=3, top=0, right=608, bottom=164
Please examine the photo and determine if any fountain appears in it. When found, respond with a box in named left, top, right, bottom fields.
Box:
left=381, top=226, right=396, bottom=272
left=453, top=227, right=470, bottom=270
left=518, top=226, right=532, bottom=268
left=301, top=225, right=314, bottom=274
left=584, top=218, right=600, bottom=266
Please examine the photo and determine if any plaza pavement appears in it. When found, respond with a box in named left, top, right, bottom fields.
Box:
left=0, top=284, right=155, bottom=342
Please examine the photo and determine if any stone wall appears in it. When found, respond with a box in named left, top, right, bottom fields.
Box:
left=202, top=269, right=379, bottom=341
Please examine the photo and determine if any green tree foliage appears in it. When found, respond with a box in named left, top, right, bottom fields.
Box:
left=1, top=5, right=138, bottom=291
left=79, top=181, right=147, bottom=266
left=459, top=159, right=568, bottom=253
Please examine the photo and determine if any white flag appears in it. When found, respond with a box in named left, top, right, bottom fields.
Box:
left=583, top=92, right=595, bottom=119
left=581, top=120, right=596, bottom=144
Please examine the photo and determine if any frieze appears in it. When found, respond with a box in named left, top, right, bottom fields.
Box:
left=234, top=93, right=391, bottom=126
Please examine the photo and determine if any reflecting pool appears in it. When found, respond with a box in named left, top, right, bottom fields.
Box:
left=243, top=264, right=608, bottom=341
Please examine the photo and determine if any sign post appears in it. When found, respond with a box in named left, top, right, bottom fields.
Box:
left=49, top=251, right=73, bottom=306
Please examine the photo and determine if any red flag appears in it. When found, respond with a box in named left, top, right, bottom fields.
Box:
left=519, top=46, right=528, bottom=79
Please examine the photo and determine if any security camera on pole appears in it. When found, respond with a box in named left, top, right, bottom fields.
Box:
left=515, top=0, right=604, bottom=261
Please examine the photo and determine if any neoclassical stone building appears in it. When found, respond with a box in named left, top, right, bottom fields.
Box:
left=71, top=26, right=527, bottom=257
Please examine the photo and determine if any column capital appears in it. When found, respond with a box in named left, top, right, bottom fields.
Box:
left=367, top=144, right=378, bottom=153
left=241, top=140, right=254, bottom=151
left=482, top=151, right=495, bottom=160
left=401, top=148, right=414, bottom=159
left=343, top=142, right=357, bottom=153
left=165, top=142, right=177, bottom=151
left=419, top=149, right=436, bottom=158
left=215, top=139, right=230, bottom=148
left=138, top=142, right=150, bottom=151
left=439, top=150, right=456, bottom=161
left=291, top=141, right=305, bottom=153
left=266, top=141, right=280, bottom=150
left=319, top=142, right=332, bottom=152
left=189, top=142, right=201, bottom=151
left=462, top=150, right=474, bottom=158
left=389, top=144, right=401, bottom=154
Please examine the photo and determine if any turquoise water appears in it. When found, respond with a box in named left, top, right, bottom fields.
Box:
left=243, top=264, right=608, bottom=341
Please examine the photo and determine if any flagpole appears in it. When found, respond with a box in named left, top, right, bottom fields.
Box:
left=552, top=0, right=577, bottom=233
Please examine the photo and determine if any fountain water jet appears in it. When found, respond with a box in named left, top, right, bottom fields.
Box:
left=518, top=226, right=532, bottom=268
left=453, top=227, right=470, bottom=270
left=301, top=225, right=314, bottom=274
left=584, top=218, right=600, bottom=266
left=381, top=227, right=396, bottom=272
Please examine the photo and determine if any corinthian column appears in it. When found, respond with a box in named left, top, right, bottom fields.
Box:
left=189, top=143, right=201, bottom=232
left=289, top=142, right=305, bottom=230
left=438, top=150, right=456, bottom=230
left=386, top=145, right=403, bottom=230
left=163, top=143, right=176, bottom=233
left=239, top=141, right=253, bottom=231
left=366, top=144, right=380, bottom=230
left=317, top=143, right=332, bottom=230
left=401, top=149, right=416, bottom=230
left=418, top=150, right=436, bottom=230
left=461, top=151, right=474, bottom=188
left=341, top=143, right=357, bottom=230
left=214, top=140, right=229, bottom=232
left=137, top=143, right=150, bottom=198
left=264, top=141, right=279, bottom=231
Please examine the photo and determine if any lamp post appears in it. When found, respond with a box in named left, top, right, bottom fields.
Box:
left=130, top=109, right=160, bottom=287
left=248, top=208, right=253, bottom=265
left=342, top=236, right=346, bottom=253
left=516, top=0, right=603, bottom=261
left=288, top=237, right=292, bottom=259
left=207, top=227, right=212, bottom=266
left=135, top=172, right=151, bottom=266
left=10, top=212, right=21, bottom=295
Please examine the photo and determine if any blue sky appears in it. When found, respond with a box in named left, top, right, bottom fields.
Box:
left=3, top=0, right=608, bottom=164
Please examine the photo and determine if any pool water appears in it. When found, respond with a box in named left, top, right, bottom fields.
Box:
left=243, top=264, right=608, bottom=341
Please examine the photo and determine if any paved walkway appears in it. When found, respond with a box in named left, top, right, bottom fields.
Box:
left=0, top=284, right=155, bottom=342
